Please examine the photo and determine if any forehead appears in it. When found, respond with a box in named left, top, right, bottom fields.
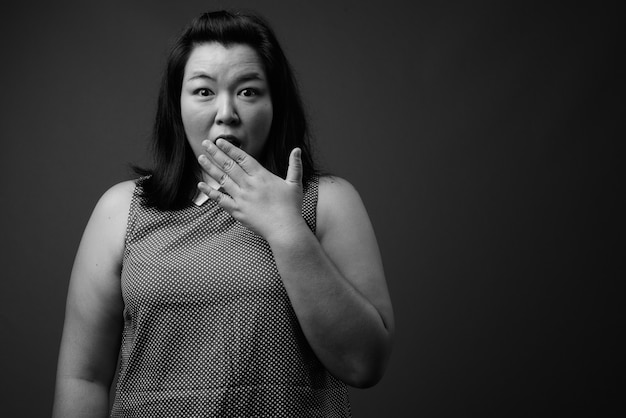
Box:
left=184, top=42, right=265, bottom=78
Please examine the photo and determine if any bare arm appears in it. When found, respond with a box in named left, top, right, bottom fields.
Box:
left=52, top=181, right=134, bottom=417
left=267, top=176, right=394, bottom=387
left=198, top=141, right=394, bottom=387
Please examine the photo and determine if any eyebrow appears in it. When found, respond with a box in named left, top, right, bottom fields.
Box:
left=186, top=71, right=265, bottom=83
left=187, top=72, right=215, bottom=82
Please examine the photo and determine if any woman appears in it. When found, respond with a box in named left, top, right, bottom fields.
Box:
left=53, top=11, right=394, bottom=417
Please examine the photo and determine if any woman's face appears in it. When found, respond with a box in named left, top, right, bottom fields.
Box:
left=181, top=42, right=273, bottom=166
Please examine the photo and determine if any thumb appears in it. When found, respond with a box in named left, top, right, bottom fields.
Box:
left=285, top=148, right=303, bottom=185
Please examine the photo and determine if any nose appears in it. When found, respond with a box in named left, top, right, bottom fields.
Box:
left=215, top=95, right=239, bottom=125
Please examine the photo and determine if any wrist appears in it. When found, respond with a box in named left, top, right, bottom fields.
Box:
left=264, top=216, right=311, bottom=248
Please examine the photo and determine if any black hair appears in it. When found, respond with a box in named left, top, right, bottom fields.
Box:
left=136, top=10, right=318, bottom=209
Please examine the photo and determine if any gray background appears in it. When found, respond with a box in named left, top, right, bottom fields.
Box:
left=0, top=0, right=621, bottom=416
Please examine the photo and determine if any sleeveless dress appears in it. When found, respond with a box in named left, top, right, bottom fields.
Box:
left=110, top=176, right=351, bottom=417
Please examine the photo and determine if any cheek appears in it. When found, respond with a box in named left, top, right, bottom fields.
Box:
left=253, top=104, right=273, bottom=138
left=182, top=105, right=211, bottom=138
left=181, top=104, right=212, bottom=158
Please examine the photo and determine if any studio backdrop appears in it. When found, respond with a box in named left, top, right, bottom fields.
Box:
left=0, top=0, right=620, bottom=416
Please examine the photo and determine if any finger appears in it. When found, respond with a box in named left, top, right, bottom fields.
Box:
left=198, top=154, right=237, bottom=192
left=285, top=148, right=303, bottom=185
left=197, top=182, right=236, bottom=211
left=202, top=140, right=247, bottom=183
left=198, top=153, right=225, bottom=183
left=215, top=138, right=264, bottom=176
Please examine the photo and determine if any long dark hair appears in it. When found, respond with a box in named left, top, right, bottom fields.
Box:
left=137, top=11, right=317, bottom=209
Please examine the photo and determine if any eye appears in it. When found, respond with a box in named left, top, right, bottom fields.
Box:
left=239, top=88, right=259, bottom=98
left=194, top=88, right=213, bottom=97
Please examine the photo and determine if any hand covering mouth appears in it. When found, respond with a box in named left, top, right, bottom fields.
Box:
left=215, top=135, right=242, bottom=148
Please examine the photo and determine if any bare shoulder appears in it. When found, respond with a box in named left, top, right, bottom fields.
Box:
left=318, top=175, right=360, bottom=200
left=81, top=180, right=136, bottom=254
left=95, top=180, right=136, bottom=215
left=317, top=175, right=369, bottom=239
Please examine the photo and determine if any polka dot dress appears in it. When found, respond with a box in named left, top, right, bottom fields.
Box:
left=110, top=176, right=351, bottom=417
